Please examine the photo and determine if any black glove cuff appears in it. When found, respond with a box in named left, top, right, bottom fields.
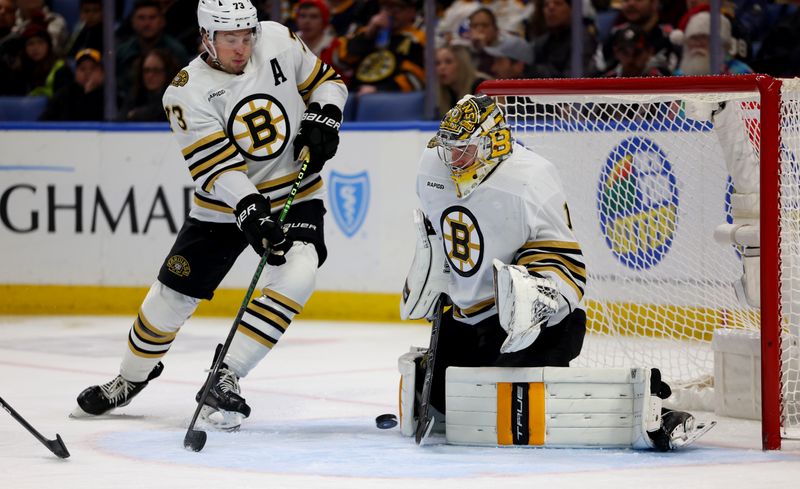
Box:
left=302, top=102, right=343, bottom=131
left=235, top=193, right=270, bottom=229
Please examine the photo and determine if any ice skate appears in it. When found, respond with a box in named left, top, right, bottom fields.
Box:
left=196, top=346, right=251, bottom=431
left=648, top=408, right=716, bottom=451
left=72, top=362, right=164, bottom=417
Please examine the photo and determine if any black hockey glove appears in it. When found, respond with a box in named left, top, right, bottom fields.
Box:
left=293, top=102, right=342, bottom=174
left=235, top=194, right=292, bottom=266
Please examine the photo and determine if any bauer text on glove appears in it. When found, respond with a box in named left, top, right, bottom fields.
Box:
left=293, top=102, right=342, bottom=174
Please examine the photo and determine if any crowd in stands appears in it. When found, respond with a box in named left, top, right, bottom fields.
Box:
left=0, top=0, right=798, bottom=122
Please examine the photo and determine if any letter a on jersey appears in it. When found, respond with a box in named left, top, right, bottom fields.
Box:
left=270, top=58, right=287, bottom=86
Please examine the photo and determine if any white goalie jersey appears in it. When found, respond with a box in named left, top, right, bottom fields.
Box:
left=416, top=142, right=587, bottom=326
left=162, top=21, right=347, bottom=223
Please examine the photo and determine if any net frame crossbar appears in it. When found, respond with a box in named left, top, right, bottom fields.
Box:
left=478, top=74, right=783, bottom=450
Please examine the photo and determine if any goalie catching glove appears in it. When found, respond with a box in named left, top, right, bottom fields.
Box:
left=293, top=102, right=342, bottom=174
left=235, top=194, right=292, bottom=266
left=400, top=209, right=450, bottom=321
left=493, top=259, right=559, bottom=353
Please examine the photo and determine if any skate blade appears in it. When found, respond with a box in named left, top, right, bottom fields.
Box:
left=198, top=405, right=243, bottom=432
left=671, top=420, right=717, bottom=450
left=70, top=405, right=102, bottom=418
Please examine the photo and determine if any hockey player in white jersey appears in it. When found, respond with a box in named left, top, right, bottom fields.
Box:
left=73, top=0, right=347, bottom=430
left=399, top=94, right=707, bottom=450
left=402, top=93, right=589, bottom=418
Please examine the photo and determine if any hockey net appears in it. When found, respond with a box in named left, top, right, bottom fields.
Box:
left=479, top=75, right=800, bottom=449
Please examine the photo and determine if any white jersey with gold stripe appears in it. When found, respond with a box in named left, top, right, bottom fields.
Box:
left=162, top=21, right=347, bottom=222
left=416, top=142, right=586, bottom=325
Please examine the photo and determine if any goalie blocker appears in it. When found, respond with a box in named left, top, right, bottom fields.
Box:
left=400, top=209, right=450, bottom=321
left=398, top=353, right=713, bottom=451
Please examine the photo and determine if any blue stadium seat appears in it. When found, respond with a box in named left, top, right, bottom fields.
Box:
left=50, top=0, right=80, bottom=31
left=355, top=91, right=426, bottom=122
left=0, top=96, right=49, bottom=121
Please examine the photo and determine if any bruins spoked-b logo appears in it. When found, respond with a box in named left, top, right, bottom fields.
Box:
left=355, top=50, right=396, bottom=84
left=227, top=94, right=289, bottom=161
left=440, top=205, right=483, bottom=277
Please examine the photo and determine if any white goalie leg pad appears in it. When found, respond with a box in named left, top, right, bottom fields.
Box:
left=120, top=281, right=200, bottom=382
left=226, top=242, right=318, bottom=377
left=398, top=347, right=426, bottom=436
left=400, top=209, right=450, bottom=321
left=492, top=259, right=559, bottom=353
left=445, top=366, right=665, bottom=449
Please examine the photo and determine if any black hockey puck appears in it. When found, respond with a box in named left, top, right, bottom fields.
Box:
left=375, top=413, right=398, bottom=429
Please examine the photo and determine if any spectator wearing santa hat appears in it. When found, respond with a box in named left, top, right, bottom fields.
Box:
left=674, top=1, right=752, bottom=64
left=671, top=10, right=752, bottom=76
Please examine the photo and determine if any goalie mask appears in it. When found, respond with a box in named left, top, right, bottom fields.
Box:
left=433, top=94, right=513, bottom=198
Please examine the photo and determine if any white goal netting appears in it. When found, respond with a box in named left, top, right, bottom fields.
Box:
left=487, top=77, right=800, bottom=441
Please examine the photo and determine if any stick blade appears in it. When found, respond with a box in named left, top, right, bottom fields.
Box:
left=47, top=434, right=70, bottom=459
left=184, top=429, right=207, bottom=452
left=414, top=415, right=435, bottom=445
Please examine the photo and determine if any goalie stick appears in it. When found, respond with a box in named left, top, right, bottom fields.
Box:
left=184, top=148, right=309, bottom=453
left=0, top=396, right=70, bottom=458
left=415, top=294, right=448, bottom=445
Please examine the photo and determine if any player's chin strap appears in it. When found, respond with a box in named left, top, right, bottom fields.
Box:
left=200, top=29, right=222, bottom=68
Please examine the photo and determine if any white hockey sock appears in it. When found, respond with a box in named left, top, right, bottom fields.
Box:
left=120, top=282, right=199, bottom=382
left=225, top=242, right=317, bottom=377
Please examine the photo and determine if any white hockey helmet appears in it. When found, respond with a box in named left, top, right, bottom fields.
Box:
left=198, top=0, right=260, bottom=41
left=433, top=94, right=513, bottom=198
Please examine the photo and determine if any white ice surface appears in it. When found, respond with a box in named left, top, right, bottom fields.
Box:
left=1, top=316, right=800, bottom=489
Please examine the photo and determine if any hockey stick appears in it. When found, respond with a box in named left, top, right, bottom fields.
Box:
left=184, top=148, right=309, bottom=452
left=415, top=294, right=447, bottom=445
left=0, top=396, right=70, bottom=458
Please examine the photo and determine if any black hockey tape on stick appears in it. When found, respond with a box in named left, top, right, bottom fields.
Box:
left=184, top=147, right=310, bottom=453
left=415, top=294, right=447, bottom=445
left=0, top=396, right=70, bottom=458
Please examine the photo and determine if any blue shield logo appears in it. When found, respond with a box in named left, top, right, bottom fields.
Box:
left=329, top=170, right=370, bottom=237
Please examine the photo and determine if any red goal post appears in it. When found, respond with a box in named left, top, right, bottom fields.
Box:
left=477, top=75, right=799, bottom=450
